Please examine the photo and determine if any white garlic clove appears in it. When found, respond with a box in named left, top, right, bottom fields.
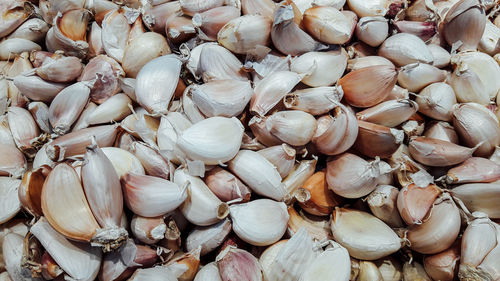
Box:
left=249, top=115, right=282, bottom=147
left=479, top=21, right=500, bottom=56
left=346, top=0, right=387, bottom=17
left=442, top=0, right=486, bottom=51
left=356, top=99, right=419, bottom=127
left=193, top=6, right=241, bottom=41
left=86, top=93, right=132, bottom=125
left=409, top=136, right=477, bottom=167
left=416, top=82, right=457, bottom=121
left=185, top=218, right=232, bottom=256
left=0, top=178, right=21, bottom=225
left=287, top=206, right=332, bottom=242
left=128, top=141, right=170, bottom=179
left=194, top=262, right=222, bottom=281
left=283, top=159, right=317, bottom=198
left=402, top=261, right=432, bottom=281
left=218, top=14, right=272, bottom=55
left=165, top=15, right=196, bottom=44
left=142, top=1, right=182, bottom=34
left=355, top=16, right=388, bottom=47
left=241, top=0, right=275, bottom=18
left=424, top=121, right=459, bottom=144
left=2, top=232, right=39, bottom=281
left=122, top=32, right=171, bottom=78
left=291, top=49, right=348, bottom=87
left=78, top=54, right=124, bottom=104
left=180, top=0, right=224, bottom=16
left=88, top=21, right=104, bottom=58
left=300, top=240, right=351, bottom=281
left=451, top=183, right=500, bottom=218
left=7, top=106, right=40, bottom=158
left=284, top=86, right=343, bottom=116
left=378, top=33, right=433, bottom=66
left=265, top=110, right=317, bottom=147
left=28, top=102, right=51, bottom=134
left=303, top=6, right=355, bottom=45
left=423, top=245, right=460, bottom=281
left=101, top=9, right=130, bottom=63
left=216, top=246, right=263, bottom=281
left=129, top=266, right=178, bottom=281
left=397, top=63, right=447, bottom=92
left=45, top=9, right=91, bottom=58
left=102, top=147, right=144, bottom=179
left=35, top=55, right=83, bottom=83
left=427, top=44, right=451, bottom=68
left=257, top=144, right=296, bottom=179
left=13, top=75, right=66, bottom=103
left=0, top=1, right=31, bottom=39
left=366, top=185, right=404, bottom=228
left=0, top=144, right=26, bottom=179
left=0, top=38, right=42, bottom=60
left=393, top=20, right=436, bottom=42
left=198, top=43, right=249, bottom=83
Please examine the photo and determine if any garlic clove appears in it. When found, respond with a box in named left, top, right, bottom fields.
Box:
left=166, top=247, right=201, bottom=281
left=416, top=82, right=457, bottom=121
left=393, top=20, right=436, bottom=41
left=397, top=183, right=441, bottom=225
left=166, top=15, right=196, bottom=44
left=356, top=99, right=418, bottom=127
left=129, top=266, right=178, bottom=281
left=303, top=6, right=355, bottom=45
left=0, top=144, right=27, bottom=178
left=257, top=144, right=296, bottom=179
left=0, top=1, right=31, bottom=39
left=45, top=9, right=91, bottom=58
left=397, top=63, right=447, bottom=92
left=355, top=16, right=389, bottom=47
left=427, top=44, right=451, bottom=68
left=403, top=261, right=432, bottom=281
left=131, top=215, right=166, bottom=245
left=229, top=199, right=289, bottom=246
left=241, top=0, right=276, bottom=18
left=409, top=136, right=476, bottom=166
left=7, top=106, right=40, bottom=158
left=205, top=167, right=251, bottom=203
left=282, top=158, right=317, bottom=198
left=290, top=49, right=348, bottom=87
left=346, top=0, right=388, bottom=17
left=287, top=206, right=332, bottom=242
left=142, top=1, right=182, bottom=34
left=185, top=218, right=232, bottom=256
left=86, top=93, right=132, bottom=125
left=357, top=261, right=384, bottom=281
left=41, top=252, right=63, bottom=280
left=198, top=43, right=249, bottom=83
left=0, top=178, right=21, bottom=225
left=423, top=244, right=460, bottom=281
left=35, top=55, right=83, bottom=83
left=378, top=33, right=433, bottom=66
left=28, top=102, right=51, bottom=134
left=424, top=121, right=459, bottom=144
left=180, top=0, right=224, bottom=16
left=297, top=171, right=343, bottom=216
left=18, top=167, right=48, bottom=217
left=0, top=38, right=42, bottom=60
left=216, top=246, right=264, bottom=281
left=442, top=0, right=486, bottom=51
left=479, top=21, right=500, bottom=56
left=451, top=182, right=500, bottom=218
left=374, top=257, right=403, bottom=281
left=122, top=32, right=171, bottom=78
left=249, top=115, right=282, bottom=147
left=101, top=9, right=130, bottom=63
left=347, top=55, right=394, bottom=71
left=78, top=54, right=124, bottom=104
left=284, top=86, right=343, bottom=115
left=366, top=185, right=404, bottom=228
left=88, top=21, right=104, bottom=58
left=218, top=14, right=272, bottom=54
left=445, top=157, right=500, bottom=184
left=128, top=141, right=170, bottom=179
left=193, top=6, right=240, bottom=41
left=354, top=120, right=404, bottom=159
left=2, top=232, right=38, bottom=281
left=300, top=240, right=351, bottom=281
left=265, top=110, right=317, bottom=146
left=194, top=262, right=222, bottom=281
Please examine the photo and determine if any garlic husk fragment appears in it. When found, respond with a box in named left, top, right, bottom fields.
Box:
left=7, top=106, right=40, bottom=157
left=194, top=262, right=222, bottom=281
left=403, top=261, right=432, bottom=281
left=355, top=16, right=388, bottom=47
left=330, top=208, right=402, bottom=260
left=446, top=157, right=500, bottom=184
left=0, top=178, right=21, bottom=224
left=303, top=6, right=355, bottom=45
left=451, top=182, right=500, bottom=218
left=424, top=122, right=459, bottom=144
left=229, top=199, right=289, bottom=246
left=347, top=56, right=394, bottom=71
left=366, top=185, right=404, bottom=228
left=356, top=99, right=418, bottom=127
left=298, top=171, right=343, bottom=216
left=216, top=246, right=263, bottom=281
left=19, top=167, right=48, bottom=217
left=397, top=183, right=441, bottom=225
left=40, top=252, right=63, bottom=280
left=409, top=136, right=476, bottom=166
left=193, top=6, right=241, bottom=41
left=291, top=49, right=348, bottom=87
left=204, top=167, right=251, bottom=203
left=166, top=247, right=201, bottom=281
left=78, top=54, right=124, bottom=104
left=198, top=43, right=249, bottom=82
left=283, top=159, right=317, bottom=198
left=174, top=168, right=229, bottom=226
left=258, top=144, right=296, bottom=179
left=299, top=240, right=351, bottom=281
left=346, top=0, right=387, bottom=17
left=3, top=232, right=39, bottom=281
left=284, top=86, right=343, bottom=115
left=423, top=245, right=459, bottom=281
left=30, top=217, right=102, bottom=281
left=354, top=121, right=403, bottom=158
left=122, top=32, right=171, bottom=78
left=0, top=144, right=26, bottom=178
left=416, top=82, right=457, bottom=121
left=265, top=110, right=317, bottom=146
left=442, top=0, right=486, bottom=51
left=407, top=193, right=461, bottom=254
left=0, top=38, right=41, bottom=60
left=185, top=218, right=232, bottom=256
left=378, top=33, right=433, bottom=66
left=218, top=14, right=271, bottom=54
left=397, top=63, right=446, bottom=92
left=131, top=215, right=166, bottom=245
left=128, top=141, right=170, bottom=179
left=45, top=9, right=91, bottom=58
left=479, top=21, right=500, bottom=55
left=121, top=173, right=187, bottom=218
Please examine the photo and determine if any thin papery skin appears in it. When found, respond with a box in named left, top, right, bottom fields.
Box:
left=194, top=262, right=222, bottom=281
left=460, top=214, right=497, bottom=269
left=451, top=182, right=500, bottom=218
left=217, top=246, right=264, bottom=281
left=408, top=136, right=476, bottom=166
left=0, top=177, right=21, bottom=224
left=446, top=157, right=500, bottom=184
left=299, top=241, right=351, bottom=281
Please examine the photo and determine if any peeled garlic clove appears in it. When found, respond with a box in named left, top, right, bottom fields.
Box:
left=303, top=6, right=355, bottom=45
left=378, top=33, right=433, bottom=66
left=218, top=14, right=271, bottom=54
left=135, top=54, right=182, bottom=116
left=12, top=75, right=64, bottom=102
left=0, top=144, right=27, bottom=178
left=397, top=183, right=441, bottom=225
left=290, top=49, right=348, bottom=87
left=284, top=86, right=343, bottom=115
left=7, top=106, right=40, bottom=157
left=0, top=178, right=21, bottom=224
left=347, top=0, right=387, bottom=17
left=355, top=16, right=388, bottom=47
left=366, top=185, right=404, bottom=228
left=297, top=171, right=342, bottom=216
left=403, top=261, right=432, bottom=281
left=265, top=110, right=317, bottom=146
left=78, top=54, right=124, bottom=104
left=216, top=246, right=263, bottom=281
left=451, top=182, right=500, bottom=218
left=442, top=0, right=486, bottom=51
left=338, top=65, right=397, bottom=108
left=205, top=167, right=251, bottom=203
left=330, top=208, right=401, bottom=260
left=416, top=82, right=457, bottom=121
left=354, top=120, right=403, bottom=158
left=257, top=144, right=295, bottom=179
left=128, top=141, right=170, bottom=179
left=45, top=9, right=91, bottom=58
left=177, top=117, right=243, bottom=165
left=428, top=44, right=451, bottom=68
left=191, top=79, right=253, bottom=118
left=423, top=245, right=459, bottom=281
left=250, top=71, right=302, bottom=116
left=397, top=63, right=446, bottom=92
left=186, top=218, right=232, bottom=256
left=198, top=43, right=249, bottom=82
left=446, top=157, right=500, bottom=184
left=0, top=38, right=41, bottom=60
left=122, top=32, right=171, bottom=78
left=356, top=99, right=418, bottom=127
left=131, top=215, right=166, bottom=245
left=229, top=199, right=289, bottom=246
left=453, top=103, right=500, bottom=157
left=409, top=136, right=476, bottom=166
left=121, top=173, right=187, bottom=218
left=193, top=6, right=241, bottom=41
left=424, top=121, right=459, bottom=144
left=407, top=193, right=461, bottom=254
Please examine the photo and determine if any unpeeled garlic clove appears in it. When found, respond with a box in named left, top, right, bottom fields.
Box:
left=479, top=21, right=500, bottom=56
left=131, top=215, right=166, bottom=245
left=78, top=54, right=124, bottom=104
left=85, top=93, right=131, bottom=125
left=300, top=240, right=351, bottom=281
left=366, top=185, right=404, bottom=228
left=166, top=247, right=201, bottom=281
left=216, top=246, right=263, bottom=281
left=338, top=65, right=398, bottom=108
left=451, top=182, right=500, bottom=218
left=128, top=141, right=170, bottom=179
left=265, top=110, right=317, bottom=146
left=40, top=252, right=63, bottom=280
left=357, top=261, right=384, bottom=281
left=416, top=82, right=457, bottom=121
left=290, top=49, right=348, bottom=87
left=257, top=144, right=296, bottom=179
left=18, top=167, right=48, bottom=217
left=403, top=261, right=432, bottom=281
left=353, top=120, right=404, bottom=159
left=194, top=262, right=222, bottom=281
left=346, top=0, right=388, bottom=17
left=423, top=244, right=460, bottom=281
left=445, top=157, right=500, bottom=184
left=355, top=16, right=388, bottom=47
left=129, top=266, right=178, bottom=281
left=303, top=6, right=355, bottom=45
left=122, top=32, right=171, bottom=78
left=378, top=33, right=433, bottom=66
left=186, top=218, right=232, bottom=256
left=193, top=6, right=240, bottom=41
left=88, top=21, right=104, bottom=58
left=218, top=14, right=272, bottom=54
left=442, top=0, right=486, bottom=51
left=45, top=9, right=91, bottom=58
left=397, top=183, right=441, bottom=225
left=28, top=102, right=51, bottom=135
left=393, top=20, right=436, bottom=41
left=427, top=44, right=451, bottom=68
left=0, top=178, right=21, bottom=225
left=35, top=55, right=83, bottom=83
left=0, top=1, right=31, bottom=39
left=180, top=0, right=223, bottom=16
left=8, top=18, right=50, bottom=43
left=0, top=144, right=27, bottom=178
left=287, top=206, right=331, bottom=241
left=0, top=38, right=41, bottom=60
left=198, top=43, right=249, bottom=83
left=424, top=121, right=459, bottom=144
left=409, top=136, right=477, bottom=166
left=330, top=208, right=402, bottom=260
left=249, top=116, right=282, bottom=147
left=101, top=9, right=130, bottom=63
left=397, top=63, right=447, bottom=92
left=2, top=232, right=37, bottom=281
left=13, top=73, right=66, bottom=102
left=356, top=99, right=418, bottom=127
left=241, top=0, right=275, bottom=18
left=7, top=106, right=40, bottom=158
left=347, top=56, right=394, bottom=71
left=205, top=167, right=251, bottom=203
left=283, top=86, right=343, bottom=115
left=142, top=1, right=181, bottom=34
left=229, top=199, right=289, bottom=246
left=282, top=158, right=317, bottom=198
left=297, top=171, right=343, bottom=216
left=166, top=15, right=196, bottom=44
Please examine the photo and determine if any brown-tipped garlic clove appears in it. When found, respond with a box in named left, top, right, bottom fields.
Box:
left=356, top=99, right=418, bottom=127
left=303, top=6, right=356, bottom=45
left=290, top=49, right=348, bottom=87
left=409, top=136, right=476, bottom=166
left=122, top=32, right=171, bottom=78
left=218, top=15, right=272, bottom=55
left=357, top=261, right=384, bottom=281
left=366, top=185, right=404, bottom=228
left=397, top=183, right=442, bottom=225
left=298, top=171, right=343, bottom=216
left=131, top=215, right=166, bottom=245
left=78, top=54, right=124, bottom=104
left=166, top=15, right=196, bottom=44
left=166, top=247, right=201, bottom=281
left=397, top=63, right=447, bottom=92
left=416, top=82, right=457, bottom=121
left=265, top=110, right=317, bottom=147
left=354, top=120, right=403, bottom=159
left=198, top=43, right=250, bottom=83
left=445, top=157, right=500, bottom=184
left=193, top=6, right=241, bottom=41
left=378, top=33, right=433, bottom=66
left=186, top=218, right=232, bottom=256
left=442, top=0, right=486, bottom=51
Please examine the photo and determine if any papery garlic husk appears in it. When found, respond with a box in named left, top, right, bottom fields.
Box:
left=346, top=0, right=387, bottom=17
left=265, top=110, right=317, bottom=146
left=166, top=247, right=201, bottom=281
left=397, top=63, right=446, bottom=92
left=451, top=182, right=500, bottom=218
left=288, top=206, right=332, bottom=241
left=284, top=86, right=343, bottom=115
left=2, top=232, right=39, bottom=281
left=198, top=43, right=249, bottom=82
left=442, top=0, right=486, bottom=51
left=186, top=218, right=232, bottom=256
left=78, top=54, right=124, bottom=104
left=216, top=246, right=263, bottom=281
left=191, top=79, right=253, bottom=118
left=479, top=21, right=500, bottom=56
left=129, top=266, right=178, bottom=281
left=218, top=14, right=271, bottom=54
left=122, top=32, right=171, bottom=78
left=299, top=240, right=351, bottom=281
left=0, top=177, right=21, bottom=224
left=290, top=49, right=348, bottom=87
left=0, top=144, right=27, bottom=178
left=241, top=0, right=275, bottom=18
left=403, top=261, right=432, bottom=281
left=30, top=217, right=102, bottom=281
left=271, top=3, right=326, bottom=56
left=355, top=16, right=388, bottom=47
left=257, top=144, right=296, bottom=179
left=409, top=136, right=477, bottom=166
left=249, top=116, right=282, bottom=147
left=446, top=157, right=500, bottom=184
left=128, top=141, right=170, bottom=179
left=416, top=82, right=457, bottom=121
left=7, top=106, right=40, bottom=157
left=177, top=116, right=243, bottom=165
left=120, top=109, right=160, bottom=145
left=427, top=44, right=451, bottom=68
left=28, top=102, right=51, bottom=134
left=330, top=208, right=402, bottom=260
left=246, top=52, right=291, bottom=85
left=250, top=71, right=302, bottom=116
left=135, top=54, right=181, bottom=115
left=354, top=120, right=404, bottom=158
left=205, top=167, right=251, bottom=203
left=12, top=75, right=65, bottom=103
left=407, top=193, right=461, bottom=254
left=174, top=168, right=229, bottom=226
left=130, top=215, right=166, bottom=245
left=40, top=252, right=63, bottom=280
left=347, top=56, right=394, bottom=72
left=8, top=17, right=49, bottom=43
left=41, top=163, right=99, bottom=242
left=35, top=56, right=83, bottom=83
left=397, top=183, right=441, bottom=225
left=378, top=33, right=433, bottom=66
left=326, top=153, right=381, bottom=198
left=338, top=65, right=397, bottom=108
left=356, top=99, right=418, bottom=127
left=297, top=171, right=342, bottom=216
left=374, top=257, right=403, bottom=281
left=282, top=158, right=317, bottom=198
left=193, top=6, right=241, bottom=41
left=229, top=199, right=288, bottom=246
left=157, top=112, right=192, bottom=162
left=424, top=121, right=459, bottom=144
left=101, top=9, right=130, bottom=63
left=366, top=185, right=404, bottom=228
left=88, top=21, right=104, bottom=58
left=0, top=38, right=41, bottom=60
left=121, top=173, right=187, bottom=218
left=194, top=262, right=222, bottom=281
left=45, top=9, right=91, bottom=58
left=165, top=15, right=196, bottom=44
left=0, top=1, right=31, bottom=39
left=303, top=6, right=355, bottom=45
left=18, top=166, right=48, bottom=217
left=423, top=244, right=459, bottom=281
left=453, top=103, right=500, bottom=157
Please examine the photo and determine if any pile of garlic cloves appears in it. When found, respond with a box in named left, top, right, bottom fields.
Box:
left=1, top=0, right=500, bottom=280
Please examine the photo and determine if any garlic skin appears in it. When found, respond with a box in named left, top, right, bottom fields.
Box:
left=397, top=183, right=441, bottom=226
left=218, top=15, right=271, bottom=54
left=229, top=199, right=289, bottom=246
left=445, top=157, right=500, bottom=184
left=397, top=63, right=446, bottom=92
left=0, top=178, right=21, bottom=224
left=355, top=16, right=388, bottom=47
left=101, top=9, right=130, bottom=63
left=2, top=233, right=39, bottom=281
left=442, top=0, right=486, bottom=51
left=122, top=32, right=171, bottom=78
left=216, top=246, right=264, bottom=281
left=205, top=167, right=252, bottom=203
left=283, top=159, right=318, bottom=197
left=366, top=185, right=404, bottom=228
left=300, top=241, right=351, bottom=281
left=423, top=245, right=460, bottom=281
left=45, top=9, right=91, bottom=58
left=131, top=215, right=166, bottom=245
left=424, top=122, right=459, bottom=144
left=416, top=82, right=457, bottom=121
left=185, top=218, right=232, bottom=256
left=258, top=144, right=296, bottom=179
left=265, top=110, right=317, bottom=146
left=284, top=86, right=343, bottom=116
left=451, top=182, right=500, bottom=218
left=303, top=6, right=354, bottom=45
left=347, top=0, right=388, bottom=17
left=378, top=33, right=433, bottom=66
left=290, top=49, right=348, bottom=87
left=330, top=208, right=401, bottom=260
left=356, top=99, right=418, bottom=127
left=409, top=136, right=476, bottom=166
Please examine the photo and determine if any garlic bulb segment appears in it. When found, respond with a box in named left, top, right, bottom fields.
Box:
left=250, top=71, right=302, bottom=116
left=121, top=173, right=187, bottom=217
left=366, top=185, right=404, bottom=228
left=78, top=54, right=124, bottom=104
left=355, top=16, right=388, bottom=47
left=402, top=261, right=432, bottom=281
left=41, top=163, right=99, bottom=242
left=101, top=9, right=130, bottom=63
left=135, top=54, right=182, bottom=116
left=45, top=9, right=91, bottom=58
left=229, top=199, right=288, bottom=246
left=48, top=81, right=91, bottom=135
left=193, top=6, right=241, bottom=41
left=46, top=124, right=119, bottom=161
left=86, top=93, right=131, bottom=125
left=0, top=144, right=26, bottom=178
left=282, top=158, right=317, bottom=197
left=0, top=115, right=14, bottom=147
left=7, top=106, right=40, bottom=157
left=130, top=215, right=166, bottom=245
left=338, top=65, right=397, bottom=108
left=174, top=168, right=229, bottom=226
left=205, top=167, right=252, bottom=203
left=191, top=79, right=253, bottom=118
left=451, top=183, right=500, bottom=218
left=416, top=82, right=457, bottom=121
left=249, top=115, right=282, bottom=147
left=287, top=206, right=332, bottom=240
left=356, top=99, right=418, bottom=127
left=357, top=261, right=384, bottom=281
left=378, top=33, right=433, bottom=66
left=299, top=240, right=351, bottom=281
left=397, top=63, right=446, bottom=93
left=129, top=141, right=170, bottom=179
left=142, top=1, right=182, bottom=34
left=452, top=103, right=500, bottom=157
left=446, top=157, right=500, bottom=184
left=290, top=50, right=348, bottom=87
left=330, top=208, right=401, bottom=260
left=479, top=21, right=500, bottom=55
left=129, top=266, right=178, bottom=281
left=18, top=167, right=48, bottom=217
left=449, top=63, right=489, bottom=105
left=284, top=86, right=343, bottom=115
left=326, top=153, right=381, bottom=199
left=180, top=0, right=224, bottom=16
left=347, top=0, right=388, bottom=17
left=257, top=144, right=296, bottom=179
left=88, top=21, right=104, bottom=58
left=0, top=178, right=21, bottom=224
left=265, top=110, right=317, bottom=146
left=30, top=218, right=102, bottom=281
left=185, top=218, right=232, bottom=256
left=347, top=56, right=394, bottom=72
left=121, top=32, right=170, bottom=78
left=166, top=15, right=196, bottom=45
left=428, top=44, right=451, bottom=68
left=409, top=136, right=476, bottom=166
left=475, top=226, right=500, bottom=281
left=397, top=183, right=441, bottom=225
left=177, top=117, right=243, bottom=165
left=393, top=20, right=436, bottom=42
left=303, top=6, right=355, bottom=45
left=2, top=232, right=37, bottom=281
left=354, top=121, right=403, bottom=159
left=407, top=193, right=461, bottom=254
left=28, top=102, right=51, bottom=134
left=216, top=246, right=264, bottom=281
left=218, top=15, right=271, bottom=54
left=0, top=1, right=31, bottom=39
left=13, top=75, right=66, bottom=103
left=271, top=3, right=327, bottom=56
left=228, top=150, right=286, bottom=201
left=442, top=0, right=486, bottom=51
left=424, top=121, right=459, bottom=144
left=198, top=43, right=249, bottom=82
left=35, top=56, right=83, bottom=83
left=0, top=38, right=41, bottom=60
left=423, top=245, right=459, bottom=281
left=194, top=262, right=222, bottom=281
left=298, top=171, right=342, bottom=216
